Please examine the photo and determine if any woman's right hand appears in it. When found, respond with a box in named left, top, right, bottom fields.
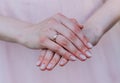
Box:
left=18, top=13, right=93, bottom=61
left=36, top=49, right=68, bottom=71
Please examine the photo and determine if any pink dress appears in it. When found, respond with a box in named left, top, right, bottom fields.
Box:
left=0, top=0, right=120, bottom=83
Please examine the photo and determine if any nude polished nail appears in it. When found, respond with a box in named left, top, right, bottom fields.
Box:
left=36, top=61, right=41, bottom=66
left=59, top=60, right=65, bottom=65
left=47, top=64, right=53, bottom=69
left=87, top=42, right=93, bottom=48
left=86, top=51, right=92, bottom=57
left=70, top=55, right=77, bottom=61
left=40, top=64, right=45, bottom=70
left=80, top=54, right=86, bottom=60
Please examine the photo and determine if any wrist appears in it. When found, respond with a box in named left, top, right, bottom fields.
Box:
left=14, top=23, right=32, bottom=45
left=82, top=22, right=104, bottom=46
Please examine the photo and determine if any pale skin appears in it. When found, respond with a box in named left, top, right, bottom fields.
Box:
left=0, top=0, right=120, bottom=71
left=0, top=14, right=92, bottom=64
left=37, top=0, right=120, bottom=71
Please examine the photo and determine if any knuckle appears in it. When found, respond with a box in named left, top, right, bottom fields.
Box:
left=55, top=13, right=63, bottom=17
left=64, top=52, right=70, bottom=59
left=56, top=35, right=68, bottom=46
left=71, top=18, right=77, bottom=22
left=61, top=40, right=68, bottom=46
left=79, top=25, right=84, bottom=29
left=39, top=37, right=47, bottom=43
left=54, top=46, right=61, bottom=52
left=68, top=32, right=76, bottom=40
left=71, top=18, right=76, bottom=21
left=48, top=18, right=58, bottom=24
left=73, top=25, right=80, bottom=33
left=54, top=13, right=66, bottom=20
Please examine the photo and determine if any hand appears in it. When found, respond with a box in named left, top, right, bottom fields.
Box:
left=36, top=18, right=93, bottom=71
left=36, top=0, right=120, bottom=71
left=18, top=13, right=93, bottom=61
left=36, top=50, right=68, bottom=71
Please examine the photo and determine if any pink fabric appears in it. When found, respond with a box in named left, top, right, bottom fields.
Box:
left=0, top=0, right=120, bottom=83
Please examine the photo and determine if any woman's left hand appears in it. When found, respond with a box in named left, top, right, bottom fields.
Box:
left=36, top=18, right=93, bottom=71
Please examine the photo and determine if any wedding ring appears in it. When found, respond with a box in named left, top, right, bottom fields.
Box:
left=52, top=34, right=58, bottom=41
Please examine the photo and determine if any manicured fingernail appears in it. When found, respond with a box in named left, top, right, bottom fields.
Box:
left=47, top=64, right=53, bottom=69
left=86, top=51, right=92, bottom=57
left=80, top=54, right=86, bottom=60
left=36, top=60, right=41, bottom=66
left=70, top=56, right=77, bottom=61
left=60, top=60, right=66, bottom=65
left=40, top=64, right=45, bottom=70
left=87, top=42, right=93, bottom=48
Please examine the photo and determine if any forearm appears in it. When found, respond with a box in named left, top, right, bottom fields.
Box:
left=82, top=0, right=120, bottom=45
left=0, top=16, right=30, bottom=43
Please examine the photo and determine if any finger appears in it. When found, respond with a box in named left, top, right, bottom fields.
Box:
left=42, top=38, right=77, bottom=61
left=68, top=20, right=93, bottom=57
left=48, top=18, right=87, bottom=56
left=54, top=13, right=82, bottom=36
left=54, top=13, right=93, bottom=49
left=78, top=31, right=93, bottom=49
left=53, top=14, right=93, bottom=57
left=74, top=39, right=91, bottom=58
left=55, top=35, right=86, bottom=60
left=69, top=19, right=92, bottom=49
left=70, top=18, right=78, bottom=24
left=40, top=50, right=54, bottom=71
left=47, top=53, right=61, bottom=70
left=70, top=18, right=83, bottom=29
left=36, top=50, right=46, bottom=66
left=59, top=57, right=68, bottom=66
left=52, top=23, right=90, bottom=58
left=52, top=22, right=79, bottom=48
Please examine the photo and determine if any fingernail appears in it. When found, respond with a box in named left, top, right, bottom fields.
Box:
left=80, top=54, right=86, bottom=60
left=40, top=64, right=45, bottom=70
left=87, top=42, right=93, bottom=48
left=47, top=64, right=52, bottom=69
left=70, top=56, right=77, bottom=61
left=86, top=51, right=92, bottom=57
left=36, top=61, right=41, bottom=66
left=60, top=59, right=66, bottom=65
